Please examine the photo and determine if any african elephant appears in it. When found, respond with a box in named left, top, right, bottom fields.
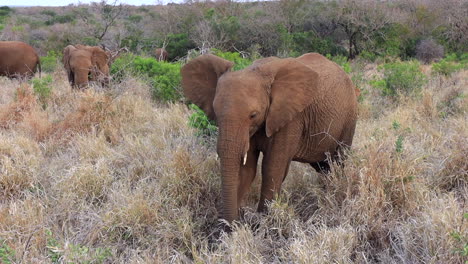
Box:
left=154, top=48, right=168, bottom=61
left=0, top=41, right=41, bottom=79
left=62, top=44, right=115, bottom=89
left=181, top=53, right=358, bottom=223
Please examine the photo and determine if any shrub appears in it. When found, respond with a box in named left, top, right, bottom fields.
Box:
left=166, top=33, right=196, bottom=60
left=188, top=104, right=217, bottom=137
left=0, top=240, right=15, bottom=264
left=370, top=23, right=410, bottom=59
left=376, top=61, right=426, bottom=98
left=111, top=54, right=183, bottom=102
left=133, top=57, right=182, bottom=102
left=40, top=51, right=60, bottom=72
left=369, top=78, right=387, bottom=91
left=41, top=9, right=56, bottom=17
left=110, top=53, right=137, bottom=82
left=82, top=37, right=99, bottom=46
left=0, top=6, right=12, bottom=21
left=30, top=28, right=48, bottom=42
left=416, top=38, right=444, bottom=64
left=31, top=75, right=53, bottom=108
left=432, top=53, right=465, bottom=76
left=359, top=50, right=378, bottom=62
left=291, top=31, right=346, bottom=57
left=212, top=49, right=252, bottom=70
left=326, top=54, right=351, bottom=73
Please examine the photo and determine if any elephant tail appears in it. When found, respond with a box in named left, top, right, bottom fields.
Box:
left=37, top=60, right=42, bottom=78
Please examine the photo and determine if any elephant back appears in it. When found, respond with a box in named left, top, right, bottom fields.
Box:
left=297, top=53, right=357, bottom=106
left=0, top=41, right=40, bottom=78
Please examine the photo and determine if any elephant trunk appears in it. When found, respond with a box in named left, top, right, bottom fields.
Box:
left=217, top=123, right=249, bottom=223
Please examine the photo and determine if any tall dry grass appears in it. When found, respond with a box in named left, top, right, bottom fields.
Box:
left=0, top=66, right=466, bottom=263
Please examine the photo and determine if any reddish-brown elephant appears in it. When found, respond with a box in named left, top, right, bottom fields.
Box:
left=62, top=45, right=113, bottom=89
left=154, top=48, right=168, bottom=61
left=0, top=41, right=41, bottom=79
left=181, top=53, right=358, bottom=223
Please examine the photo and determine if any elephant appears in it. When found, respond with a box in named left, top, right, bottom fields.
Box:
left=0, top=41, right=41, bottom=79
left=62, top=44, right=125, bottom=89
left=181, top=53, right=358, bottom=223
left=154, top=48, right=168, bottom=61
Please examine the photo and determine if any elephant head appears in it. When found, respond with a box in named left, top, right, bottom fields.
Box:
left=63, top=45, right=126, bottom=88
left=181, top=54, right=319, bottom=222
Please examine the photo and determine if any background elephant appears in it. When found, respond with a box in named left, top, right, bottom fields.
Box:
left=0, top=41, right=41, bottom=79
left=154, top=48, right=168, bottom=61
left=62, top=44, right=123, bottom=89
left=181, top=53, right=358, bottom=223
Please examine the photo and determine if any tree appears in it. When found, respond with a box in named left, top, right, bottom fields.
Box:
left=75, top=0, right=124, bottom=44
left=329, top=0, right=394, bottom=59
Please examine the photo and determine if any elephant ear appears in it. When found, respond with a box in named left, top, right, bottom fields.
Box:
left=90, top=47, right=109, bottom=71
left=261, top=58, right=319, bottom=137
left=181, top=54, right=234, bottom=121
left=62, top=45, right=76, bottom=71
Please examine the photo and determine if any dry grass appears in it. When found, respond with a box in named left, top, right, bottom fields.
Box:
left=0, top=66, right=466, bottom=263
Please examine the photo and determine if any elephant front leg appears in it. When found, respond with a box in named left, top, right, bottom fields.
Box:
left=237, top=147, right=260, bottom=208
left=257, top=155, right=292, bottom=213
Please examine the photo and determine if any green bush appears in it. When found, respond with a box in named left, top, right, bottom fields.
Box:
left=110, top=53, right=137, bottom=82
left=291, top=31, right=346, bottom=57
left=376, top=61, right=426, bottom=97
left=188, top=104, right=217, bottom=137
left=41, top=9, right=56, bottom=17
left=373, top=23, right=409, bottom=58
left=31, top=75, right=53, bottom=108
left=133, top=57, right=182, bottom=102
left=120, top=36, right=139, bottom=53
left=395, top=135, right=404, bottom=153
left=432, top=53, right=465, bottom=76
left=369, top=79, right=387, bottom=91
left=127, top=14, right=143, bottom=23
left=40, top=51, right=60, bottom=72
left=41, top=9, right=74, bottom=26
left=459, top=53, right=468, bottom=66
left=0, top=240, right=15, bottom=264
left=212, top=49, right=252, bottom=70
left=359, top=50, right=378, bottom=62
left=326, top=54, right=351, bottom=73
left=166, top=33, right=196, bottom=60
left=0, top=6, right=12, bottom=19
left=82, top=37, right=99, bottom=46
left=111, top=54, right=183, bottom=102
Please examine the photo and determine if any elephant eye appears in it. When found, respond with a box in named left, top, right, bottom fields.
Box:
left=249, top=112, right=258, bottom=119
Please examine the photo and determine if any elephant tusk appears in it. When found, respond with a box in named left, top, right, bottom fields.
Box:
left=243, top=153, right=248, bottom=165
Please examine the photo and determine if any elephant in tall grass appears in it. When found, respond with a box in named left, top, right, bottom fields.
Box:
left=62, top=45, right=125, bottom=89
left=181, top=53, right=359, bottom=223
left=0, top=41, right=41, bottom=79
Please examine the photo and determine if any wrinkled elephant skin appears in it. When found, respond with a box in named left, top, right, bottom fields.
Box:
left=181, top=53, right=359, bottom=223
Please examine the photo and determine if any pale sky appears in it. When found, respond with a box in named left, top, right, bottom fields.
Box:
left=0, top=0, right=181, bottom=7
